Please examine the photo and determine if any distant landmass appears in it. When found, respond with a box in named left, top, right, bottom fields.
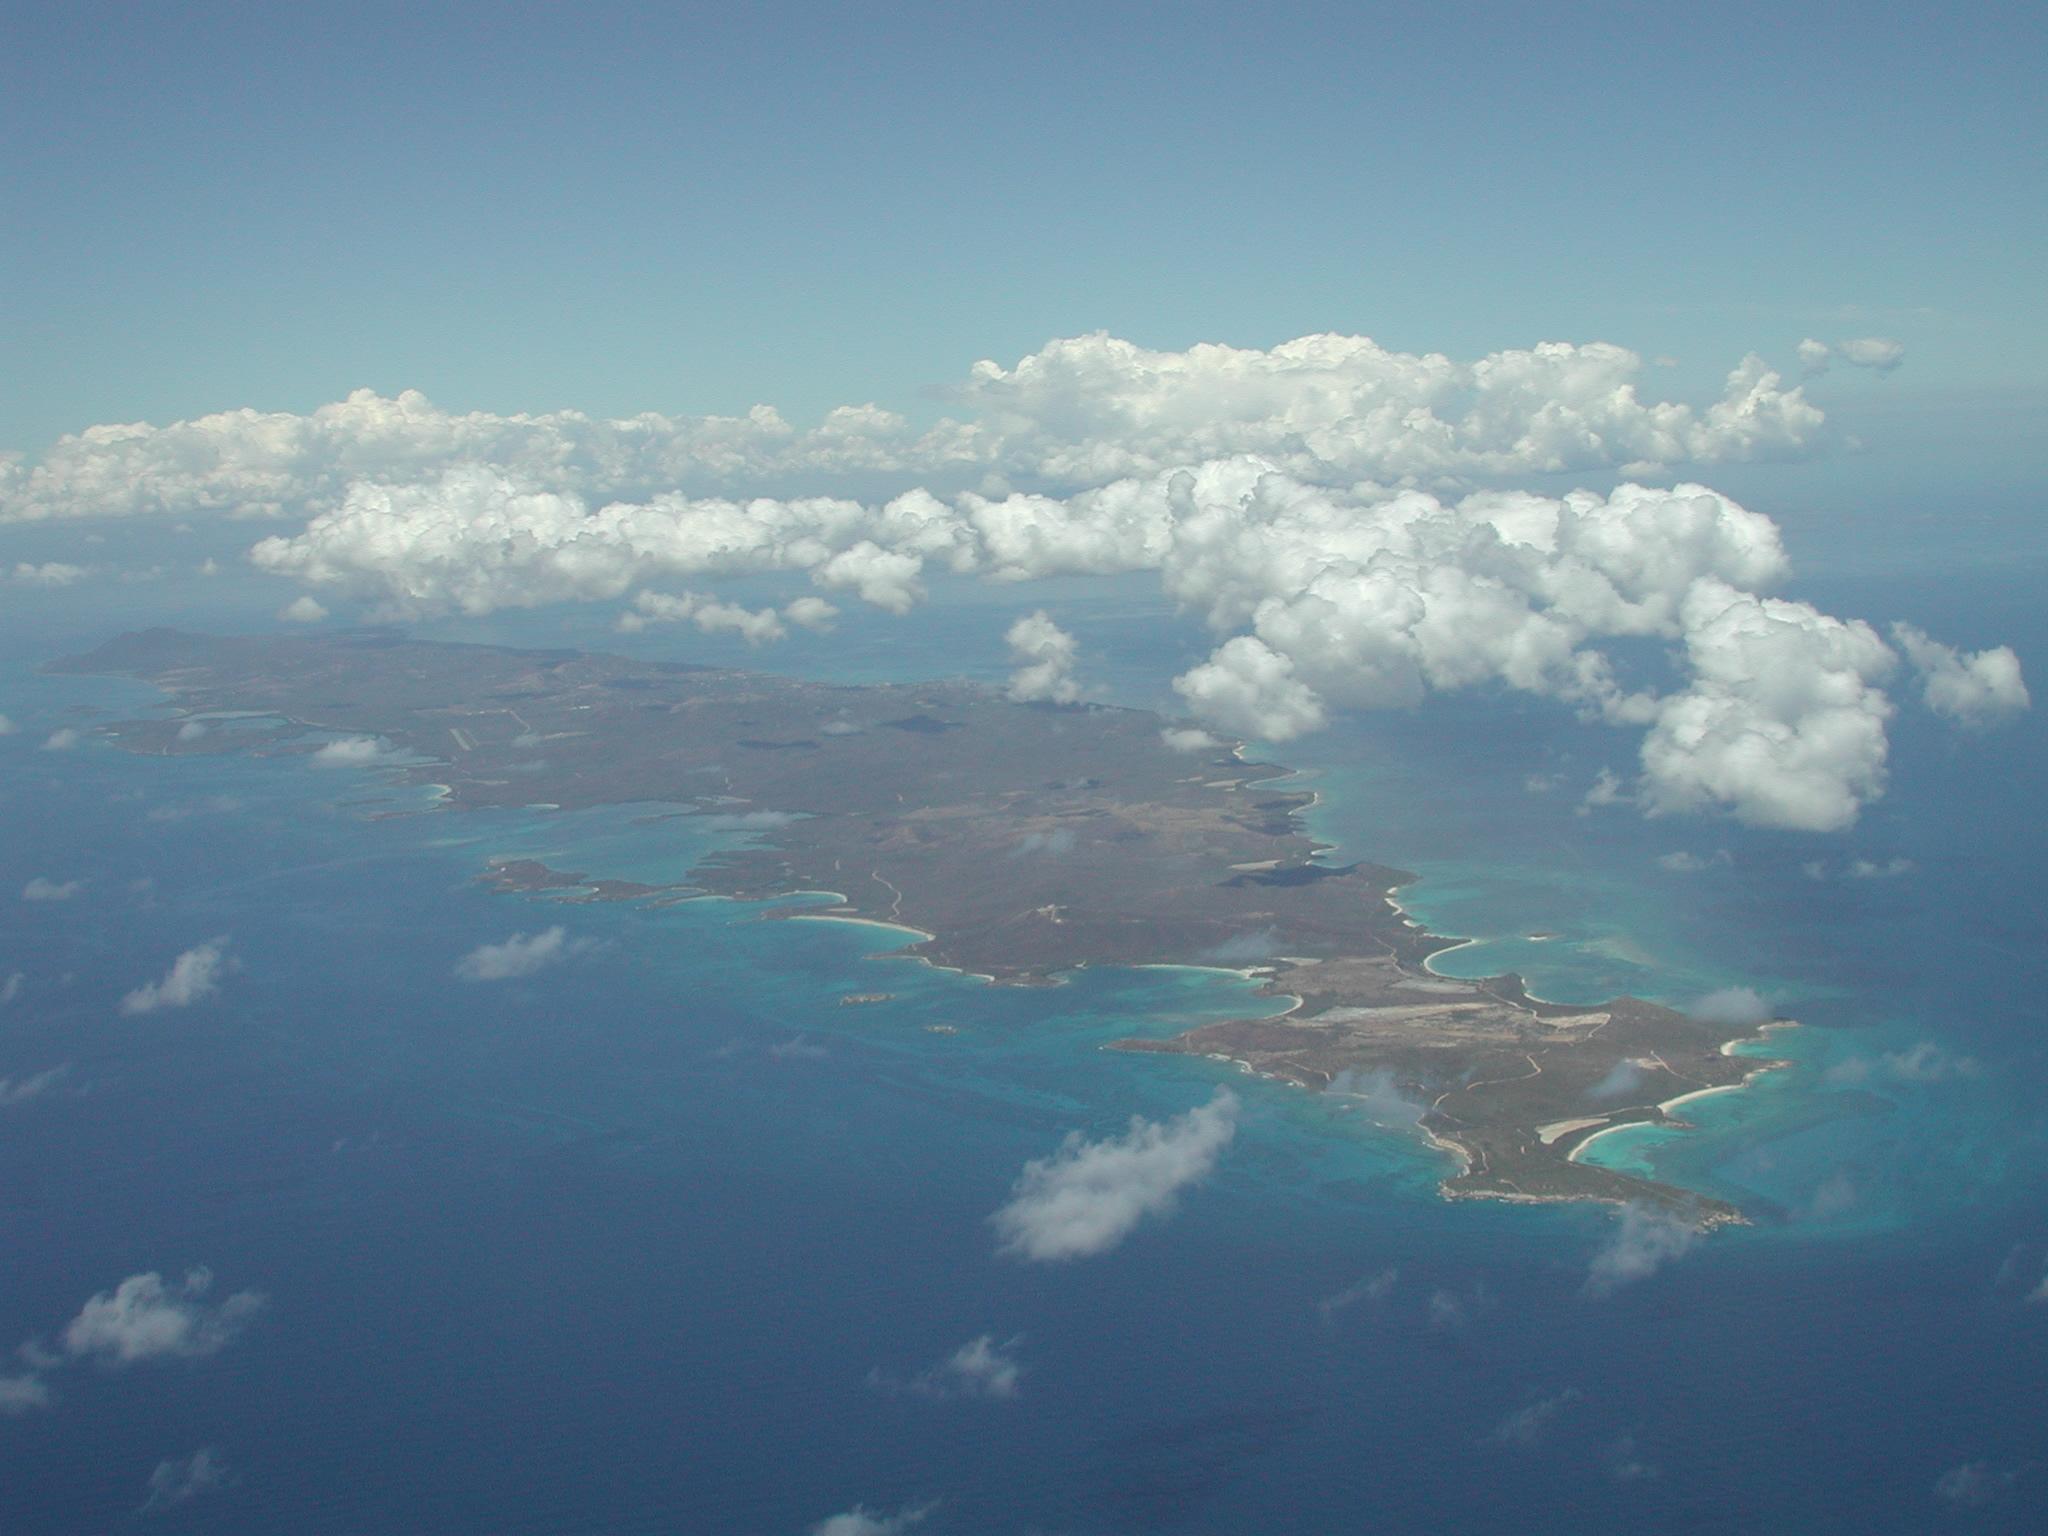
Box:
left=53, top=628, right=1786, bottom=1224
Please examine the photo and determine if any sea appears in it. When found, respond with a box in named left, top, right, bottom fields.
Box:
left=2, top=514, right=2044, bottom=1534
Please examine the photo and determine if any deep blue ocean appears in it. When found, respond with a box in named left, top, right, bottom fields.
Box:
left=3, top=520, right=2045, bottom=1533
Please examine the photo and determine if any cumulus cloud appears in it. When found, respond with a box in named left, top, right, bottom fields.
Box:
left=277, top=594, right=328, bottom=622
left=1173, top=636, right=1325, bottom=741
left=454, top=925, right=582, bottom=981
left=139, top=1448, right=231, bottom=1515
left=22, top=877, right=85, bottom=901
left=120, top=938, right=234, bottom=1015
left=1004, top=610, right=1083, bottom=704
left=1585, top=1205, right=1699, bottom=1296
left=991, top=1089, right=1238, bottom=1261
left=1160, top=726, right=1221, bottom=752
left=0, top=972, right=21, bottom=1006
left=8, top=561, right=88, bottom=586
left=42, top=727, right=80, bottom=751
left=1488, top=1387, right=1582, bottom=1446
left=0, top=1372, right=51, bottom=1415
left=870, top=1334, right=1024, bottom=1401
left=1, top=336, right=1827, bottom=527
left=1688, top=987, right=1771, bottom=1029
left=1317, top=1266, right=1398, bottom=1323
left=62, top=1268, right=265, bottom=1364
left=810, top=1504, right=936, bottom=1536
left=1933, top=1461, right=2021, bottom=1507
left=0, top=713, right=14, bottom=734
left=8, top=334, right=2001, bottom=835
left=1824, top=1040, right=1979, bottom=1087
left=1797, top=336, right=1905, bottom=376
left=1892, top=623, right=2030, bottom=726
left=616, top=589, right=808, bottom=645
left=1655, top=849, right=1730, bottom=873
left=0, top=1065, right=69, bottom=1107
left=308, top=735, right=391, bottom=768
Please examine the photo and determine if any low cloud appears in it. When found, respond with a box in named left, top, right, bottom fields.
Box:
left=1655, top=849, right=1729, bottom=874
left=1585, top=1205, right=1699, bottom=1296
left=991, top=1089, right=1238, bottom=1261
left=1933, top=1461, right=2022, bottom=1507
left=139, top=1447, right=232, bottom=1515
left=1589, top=1060, right=1651, bottom=1101
left=42, top=727, right=80, bottom=751
left=0, top=1065, right=70, bottom=1108
left=1797, top=336, right=1905, bottom=376
left=8, top=561, right=88, bottom=587
left=1689, top=987, right=1770, bottom=1029
left=1893, top=623, right=2031, bottom=727
left=1004, top=611, right=1083, bottom=704
left=309, top=735, right=391, bottom=768
left=615, top=589, right=805, bottom=645
left=1009, top=827, right=1076, bottom=857
left=0, top=1372, right=51, bottom=1415
left=766, top=1034, right=829, bottom=1062
left=1317, top=1266, right=1398, bottom=1323
left=1488, top=1387, right=1582, bottom=1446
left=1824, top=1040, right=1979, bottom=1087
left=869, top=1334, right=1024, bottom=1402
left=454, top=925, right=583, bottom=982
left=0, top=972, right=21, bottom=1005
left=22, top=877, right=85, bottom=901
left=1608, top=1433, right=1661, bottom=1482
left=277, top=595, right=328, bottom=623
left=120, top=938, right=234, bottom=1015
left=62, top=1268, right=265, bottom=1365
left=1327, top=1067, right=1427, bottom=1128
left=1160, top=726, right=1221, bottom=753
left=809, top=1502, right=936, bottom=1536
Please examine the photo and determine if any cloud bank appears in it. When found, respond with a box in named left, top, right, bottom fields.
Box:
left=2, top=334, right=1826, bottom=526
left=991, top=1088, right=1238, bottom=1261
left=4, top=330, right=2018, bottom=835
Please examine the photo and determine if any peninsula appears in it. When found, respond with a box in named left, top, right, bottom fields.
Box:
left=52, top=628, right=1784, bottom=1223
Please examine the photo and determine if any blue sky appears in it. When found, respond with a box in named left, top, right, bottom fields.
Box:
left=5, top=0, right=2043, bottom=472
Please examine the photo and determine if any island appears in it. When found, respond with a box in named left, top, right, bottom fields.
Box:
left=50, top=627, right=1786, bottom=1224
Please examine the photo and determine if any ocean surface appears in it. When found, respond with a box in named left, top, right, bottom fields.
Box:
left=3, top=533, right=2046, bottom=1533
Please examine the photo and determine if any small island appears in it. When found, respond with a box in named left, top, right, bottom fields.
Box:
left=52, top=627, right=1786, bottom=1224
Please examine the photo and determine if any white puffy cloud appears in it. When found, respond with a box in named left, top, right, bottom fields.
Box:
left=277, top=595, right=328, bottom=623
left=2, top=336, right=1826, bottom=526
left=42, top=727, right=81, bottom=751
left=8, top=561, right=88, bottom=586
left=1004, top=611, right=1082, bottom=704
left=1892, top=623, right=2030, bottom=726
left=139, top=1447, right=231, bottom=1515
left=120, top=938, right=234, bottom=1015
left=1489, top=1387, right=1582, bottom=1446
left=1636, top=584, right=1898, bottom=831
left=454, top=925, right=581, bottom=982
left=1160, top=726, right=1221, bottom=752
left=1173, top=637, right=1326, bottom=742
left=870, top=1334, right=1024, bottom=1401
left=1796, top=337, right=1905, bottom=376
left=309, top=735, right=391, bottom=768
left=0, top=1372, right=50, bottom=1415
left=617, top=590, right=789, bottom=645
left=991, top=1089, right=1238, bottom=1261
left=1584, top=1205, right=1698, bottom=1296
left=954, top=333, right=1824, bottom=483
left=1689, top=987, right=1771, bottom=1029
left=0, top=713, right=14, bottom=734
left=810, top=1503, right=935, bottom=1536
left=0, top=1065, right=69, bottom=1107
left=62, top=1268, right=265, bottom=1364
left=23, top=877, right=85, bottom=901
